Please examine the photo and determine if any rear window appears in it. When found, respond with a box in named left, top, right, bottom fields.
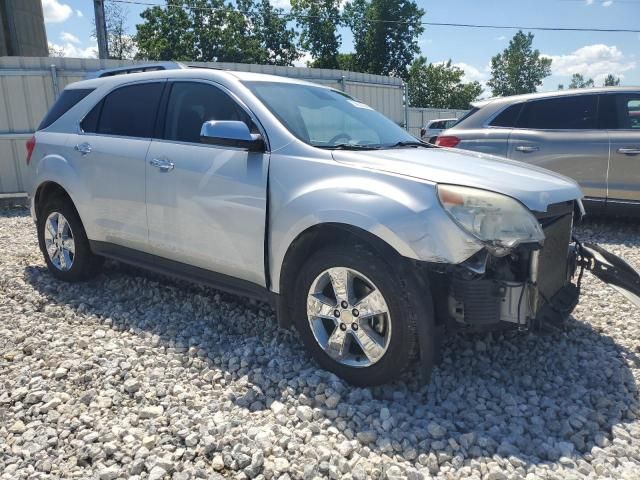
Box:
left=517, top=95, right=598, bottom=130
left=82, top=82, right=164, bottom=138
left=490, top=103, right=522, bottom=127
left=38, top=88, right=94, bottom=130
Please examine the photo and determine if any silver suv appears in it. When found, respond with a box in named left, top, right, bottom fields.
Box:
left=25, top=65, right=640, bottom=385
left=436, top=87, right=640, bottom=215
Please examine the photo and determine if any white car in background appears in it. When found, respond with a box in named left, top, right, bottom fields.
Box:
left=421, top=118, right=459, bottom=143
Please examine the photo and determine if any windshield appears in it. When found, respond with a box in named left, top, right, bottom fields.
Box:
left=245, top=81, right=418, bottom=149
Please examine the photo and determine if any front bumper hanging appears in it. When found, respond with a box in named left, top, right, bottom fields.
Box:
left=578, top=241, right=640, bottom=308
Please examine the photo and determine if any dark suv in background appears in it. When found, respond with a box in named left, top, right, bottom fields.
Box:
left=436, top=87, right=640, bottom=215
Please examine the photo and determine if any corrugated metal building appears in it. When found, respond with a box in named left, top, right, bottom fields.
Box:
left=0, top=0, right=48, bottom=57
left=0, top=56, right=466, bottom=195
left=0, top=57, right=407, bottom=194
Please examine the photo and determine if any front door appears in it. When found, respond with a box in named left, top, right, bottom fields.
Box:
left=507, top=94, right=609, bottom=201
left=603, top=92, right=640, bottom=203
left=145, top=80, right=269, bottom=286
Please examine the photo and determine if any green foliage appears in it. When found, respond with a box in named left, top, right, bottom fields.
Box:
left=135, top=0, right=299, bottom=65
left=407, top=57, right=483, bottom=109
left=604, top=74, right=620, bottom=86
left=568, top=73, right=594, bottom=89
left=487, top=31, right=551, bottom=96
left=343, top=0, right=424, bottom=80
left=291, top=0, right=342, bottom=69
left=335, top=53, right=357, bottom=71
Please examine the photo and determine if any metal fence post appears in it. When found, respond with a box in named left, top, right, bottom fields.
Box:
left=49, top=64, right=59, bottom=100
left=403, top=82, right=409, bottom=129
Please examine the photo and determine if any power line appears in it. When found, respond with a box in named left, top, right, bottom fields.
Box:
left=108, top=0, right=640, bottom=33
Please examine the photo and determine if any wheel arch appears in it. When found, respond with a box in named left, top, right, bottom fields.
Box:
left=34, top=181, right=77, bottom=222
left=274, top=221, right=413, bottom=329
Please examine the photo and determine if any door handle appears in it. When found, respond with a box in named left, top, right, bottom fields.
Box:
left=149, top=157, right=175, bottom=172
left=74, top=142, right=92, bottom=155
left=617, top=147, right=640, bottom=155
left=515, top=145, right=539, bottom=153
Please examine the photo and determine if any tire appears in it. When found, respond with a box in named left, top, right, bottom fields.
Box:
left=292, top=244, right=435, bottom=386
left=37, top=197, right=103, bottom=282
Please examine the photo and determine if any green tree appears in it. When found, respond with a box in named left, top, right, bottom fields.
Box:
left=336, top=53, right=357, bottom=71
left=569, top=73, right=594, bottom=89
left=135, top=0, right=299, bottom=65
left=135, top=2, right=194, bottom=60
left=487, top=31, right=551, bottom=96
left=343, top=0, right=424, bottom=79
left=407, top=57, right=483, bottom=109
left=291, top=0, right=342, bottom=69
left=603, top=74, right=620, bottom=86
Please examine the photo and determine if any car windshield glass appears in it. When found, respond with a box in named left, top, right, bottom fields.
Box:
left=245, top=81, right=416, bottom=149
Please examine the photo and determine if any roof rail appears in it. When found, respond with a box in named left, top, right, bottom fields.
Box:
left=85, top=61, right=187, bottom=79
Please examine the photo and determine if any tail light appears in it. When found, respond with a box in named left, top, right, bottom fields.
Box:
left=26, top=135, right=36, bottom=165
left=420, top=127, right=426, bottom=137
left=435, top=135, right=460, bottom=148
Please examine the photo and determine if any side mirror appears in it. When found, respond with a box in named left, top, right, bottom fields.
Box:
left=200, top=120, right=264, bottom=152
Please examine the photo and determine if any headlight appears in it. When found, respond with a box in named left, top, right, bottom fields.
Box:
left=437, top=184, right=544, bottom=255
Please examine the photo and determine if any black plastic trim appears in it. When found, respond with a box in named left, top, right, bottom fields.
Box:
left=89, top=240, right=274, bottom=304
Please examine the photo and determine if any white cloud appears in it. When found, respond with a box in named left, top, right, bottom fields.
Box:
left=585, top=0, right=594, bottom=4
left=544, top=44, right=635, bottom=84
left=602, top=0, right=613, bottom=6
left=48, top=41, right=97, bottom=58
left=452, top=62, right=487, bottom=83
left=76, top=9, right=84, bottom=18
left=60, top=32, right=80, bottom=44
left=495, top=35, right=506, bottom=41
left=42, top=0, right=73, bottom=23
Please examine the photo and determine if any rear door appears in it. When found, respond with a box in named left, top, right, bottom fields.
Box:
left=72, top=81, right=165, bottom=251
left=454, top=104, right=522, bottom=157
left=602, top=92, right=640, bottom=203
left=507, top=94, right=609, bottom=200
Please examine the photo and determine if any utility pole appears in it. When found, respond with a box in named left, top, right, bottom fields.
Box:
left=93, top=0, right=109, bottom=59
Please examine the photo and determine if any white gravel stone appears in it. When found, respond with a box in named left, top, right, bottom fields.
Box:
left=1, top=208, right=640, bottom=480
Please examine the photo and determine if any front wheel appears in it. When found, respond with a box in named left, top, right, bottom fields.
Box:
left=292, top=245, right=434, bottom=386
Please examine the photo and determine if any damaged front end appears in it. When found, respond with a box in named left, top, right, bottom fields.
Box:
left=436, top=200, right=640, bottom=332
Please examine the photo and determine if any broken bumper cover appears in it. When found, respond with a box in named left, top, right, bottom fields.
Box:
left=447, top=239, right=640, bottom=331
left=579, top=242, right=640, bottom=308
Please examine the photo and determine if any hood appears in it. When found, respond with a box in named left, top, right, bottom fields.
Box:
left=332, top=147, right=583, bottom=212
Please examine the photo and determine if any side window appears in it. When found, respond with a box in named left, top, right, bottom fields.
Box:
left=612, top=94, right=640, bottom=129
left=81, top=100, right=102, bottom=133
left=517, top=95, right=598, bottom=130
left=163, top=82, right=253, bottom=143
left=83, top=83, right=164, bottom=138
left=445, top=120, right=458, bottom=129
left=490, top=103, right=522, bottom=127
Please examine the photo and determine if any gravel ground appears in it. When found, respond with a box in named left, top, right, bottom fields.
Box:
left=1, top=206, right=639, bottom=480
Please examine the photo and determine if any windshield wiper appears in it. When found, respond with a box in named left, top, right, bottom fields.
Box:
left=384, top=140, right=432, bottom=149
left=318, top=143, right=382, bottom=150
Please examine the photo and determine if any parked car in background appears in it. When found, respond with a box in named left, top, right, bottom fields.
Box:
left=436, top=87, right=640, bottom=216
left=420, top=118, right=459, bottom=143
left=25, top=66, right=640, bottom=386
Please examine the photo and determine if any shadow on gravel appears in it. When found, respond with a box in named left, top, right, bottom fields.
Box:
left=23, top=258, right=640, bottom=469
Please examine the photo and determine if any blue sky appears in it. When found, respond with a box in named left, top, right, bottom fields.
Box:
left=43, top=0, right=639, bottom=94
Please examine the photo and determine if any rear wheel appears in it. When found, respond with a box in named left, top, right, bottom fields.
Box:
left=292, top=245, right=433, bottom=386
left=37, top=198, right=103, bottom=281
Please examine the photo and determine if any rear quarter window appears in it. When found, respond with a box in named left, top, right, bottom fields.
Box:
left=38, top=88, right=95, bottom=130
left=489, top=103, right=523, bottom=127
